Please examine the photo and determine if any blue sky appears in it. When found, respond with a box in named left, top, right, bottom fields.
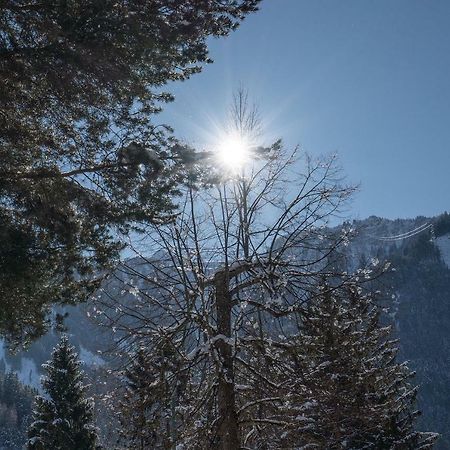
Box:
left=162, top=0, right=450, bottom=220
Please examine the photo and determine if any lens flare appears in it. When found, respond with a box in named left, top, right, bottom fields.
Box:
left=217, top=134, right=250, bottom=171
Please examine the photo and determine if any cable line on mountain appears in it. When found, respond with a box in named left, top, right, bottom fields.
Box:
left=377, top=223, right=434, bottom=241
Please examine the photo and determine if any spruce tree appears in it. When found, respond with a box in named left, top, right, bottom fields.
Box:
left=278, top=284, right=438, bottom=449
left=118, top=343, right=184, bottom=449
left=27, top=336, right=98, bottom=450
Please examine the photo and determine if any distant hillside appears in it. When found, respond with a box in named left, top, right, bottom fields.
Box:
left=347, top=213, right=450, bottom=449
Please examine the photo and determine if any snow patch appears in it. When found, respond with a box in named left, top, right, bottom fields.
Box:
left=0, top=341, right=40, bottom=390
left=16, top=357, right=40, bottom=391
left=0, top=341, right=12, bottom=372
left=435, top=233, right=450, bottom=268
left=79, top=345, right=105, bottom=367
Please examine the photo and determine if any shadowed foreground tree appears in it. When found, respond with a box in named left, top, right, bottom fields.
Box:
left=27, top=336, right=98, bottom=450
left=97, top=91, right=439, bottom=448
left=98, top=137, right=363, bottom=448
left=0, top=0, right=259, bottom=344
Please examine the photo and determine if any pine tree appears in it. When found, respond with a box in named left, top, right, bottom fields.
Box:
left=277, top=284, right=438, bottom=449
left=0, top=0, right=260, bottom=344
left=27, top=336, right=98, bottom=450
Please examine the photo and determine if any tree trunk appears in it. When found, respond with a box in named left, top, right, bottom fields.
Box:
left=214, top=271, right=240, bottom=450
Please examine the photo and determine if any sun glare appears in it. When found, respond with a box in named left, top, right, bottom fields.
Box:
left=217, top=134, right=250, bottom=171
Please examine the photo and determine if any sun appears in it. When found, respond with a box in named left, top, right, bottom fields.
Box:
left=216, top=133, right=251, bottom=171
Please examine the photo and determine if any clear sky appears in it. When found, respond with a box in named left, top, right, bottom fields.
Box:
left=161, top=0, right=450, bottom=220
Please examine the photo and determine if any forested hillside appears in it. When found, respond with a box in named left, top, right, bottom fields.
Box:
left=349, top=213, right=450, bottom=449
left=385, top=220, right=450, bottom=449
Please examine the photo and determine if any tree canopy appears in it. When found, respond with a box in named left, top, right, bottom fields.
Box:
left=0, top=0, right=259, bottom=344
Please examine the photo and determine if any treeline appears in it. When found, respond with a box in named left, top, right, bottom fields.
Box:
left=0, top=280, right=439, bottom=448
left=0, top=371, right=35, bottom=449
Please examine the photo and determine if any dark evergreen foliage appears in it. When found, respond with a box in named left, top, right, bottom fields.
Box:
left=117, top=343, right=185, bottom=449
left=434, top=212, right=450, bottom=237
left=0, top=0, right=259, bottom=344
left=385, top=232, right=450, bottom=449
left=278, top=284, right=438, bottom=449
left=0, top=371, right=35, bottom=449
left=27, top=335, right=98, bottom=450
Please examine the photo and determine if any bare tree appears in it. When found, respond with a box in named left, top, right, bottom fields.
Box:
left=96, top=92, right=360, bottom=449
